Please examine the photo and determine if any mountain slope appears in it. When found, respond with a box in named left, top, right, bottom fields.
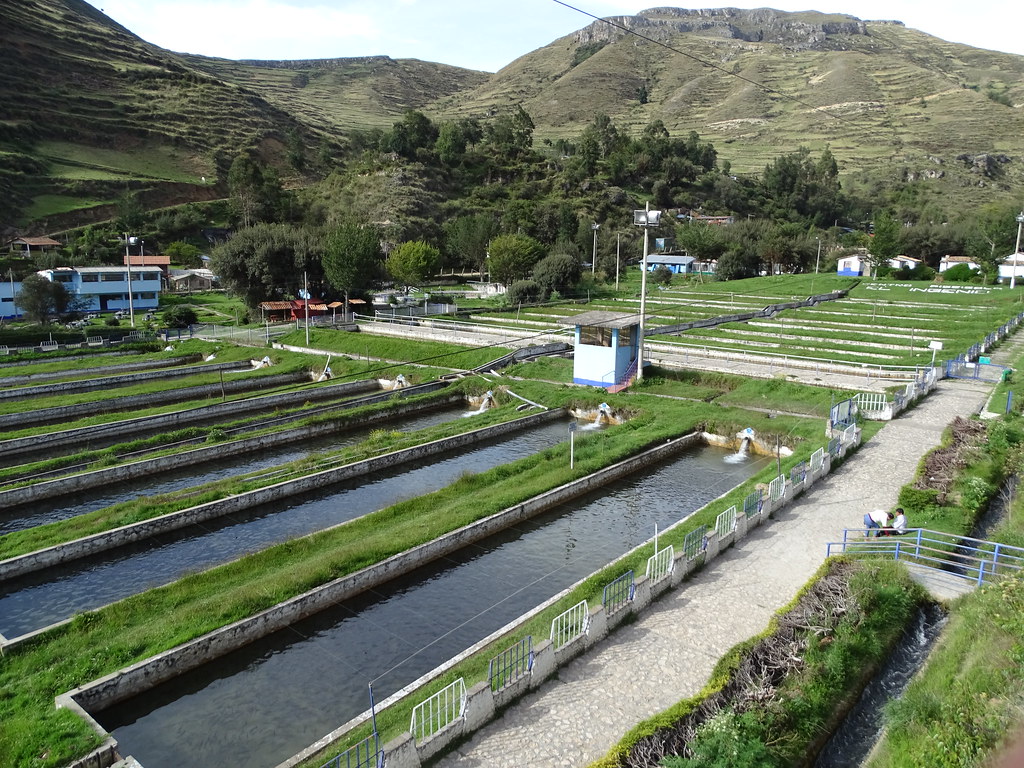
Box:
left=431, top=8, right=1024, bottom=202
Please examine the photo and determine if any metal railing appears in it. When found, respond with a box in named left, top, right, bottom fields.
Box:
left=550, top=600, right=590, bottom=650
left=768, top=474, right=786, bottom=502
left=789, top=462, right=806, bottom=491
left=602, top=571, right=635, bottom=615
left=809, top=448, right=824, bottom=473
left=855, top=391, right=888, bottom=414
left=410, top=678, right=467, bottom=742
left=841, top=423, right=858, bottom=445
left=488, top=636, right=533, bottom=692
left=715, top=505, right=737, bottom=538
left=743, top=489, right=762, bottom=518
left=319, top=733, right=382, bottom=768
left=827, top=437, right=841, bottom=457
left=683, top=525, right=708, bottom=561
left=646, top=544, right=675, bottom=584
left=826, top=528, right=1024, bottom=587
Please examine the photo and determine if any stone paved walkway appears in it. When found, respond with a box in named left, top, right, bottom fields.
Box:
left=434, top=375, right=996, bottom=768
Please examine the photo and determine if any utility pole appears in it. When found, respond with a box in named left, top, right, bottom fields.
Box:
left=591, top=222, right=600, bottom=275
left=123, top=233, right=136, bottom=327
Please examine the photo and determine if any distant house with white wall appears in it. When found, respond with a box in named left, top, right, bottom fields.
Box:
left=37, top=266, right=162, bottom=312
left=836, top=253, right=866, bottom=276
left=938, top=255, right=980, bottom=273
left=999, top=254, right=1024, bottom=283
left=889, top=255, right=922, bottom=271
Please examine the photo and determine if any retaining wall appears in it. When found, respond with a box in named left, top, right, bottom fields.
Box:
left=2, top=370, right=309, bottom=429
left=57, top=429, right=696, bottom=719
left=0, top=408, right=565, bottom=582
left=0, top=354, right=200, bottom=388
left=0, top=359, right=249, bottom=402
left=0, top=377, right=387, bottom=461
left=0, top=393, right=465, bottom=508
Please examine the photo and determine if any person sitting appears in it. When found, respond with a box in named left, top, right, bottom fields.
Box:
left=879, top=508, right=908, bottom=536
left=863, top=509, right=893, bottom=537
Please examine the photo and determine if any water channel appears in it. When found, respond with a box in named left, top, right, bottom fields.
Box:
left=0, top=417, right=569, bottom=638
left=813, top=605, right=946, bottom=767
left=0, top=405, right=462, bottom=534
left=98, top=444, right=771, bottom=768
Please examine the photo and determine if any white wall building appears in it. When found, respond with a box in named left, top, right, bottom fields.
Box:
left=37, top=266, right=163, bottom=312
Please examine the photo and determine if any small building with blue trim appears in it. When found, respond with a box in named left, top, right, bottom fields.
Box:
left=571, top=310, right=641, bottom=389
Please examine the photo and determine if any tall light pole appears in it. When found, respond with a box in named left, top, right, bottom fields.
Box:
left=812, top=236, right=821, bottom=294
left=123, top=233, right=136, bottom=327
left=591, top=222, right=600, bottom=275
left=633, top=204, right=661, bottom=382
left=1013, top=212, right=1024, bottom=290
left=615, top=232, right=621, bottom=291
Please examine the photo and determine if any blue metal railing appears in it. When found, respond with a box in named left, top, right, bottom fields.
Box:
left=683, top=525, right=708, bottom=561
left=488, top=636, right=533, bottom=692
left=602, top=570, right=635, bottom=614
left=743, top=489, right=762, bottom=518
left=319, top=732, right=382, bottom=768
left=826, top=528, right=1024, bottom=587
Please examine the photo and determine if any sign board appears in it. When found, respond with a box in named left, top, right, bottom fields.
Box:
left=928, top=340, right=943, bottom=350
left=980, top=356, right=991, bottom=365
left=568, top=421, right=578, bottom=433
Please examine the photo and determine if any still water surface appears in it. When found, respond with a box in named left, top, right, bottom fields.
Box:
left=99, top=444, right=770, bottom=768
left=0, top=416, right=567, bottom=637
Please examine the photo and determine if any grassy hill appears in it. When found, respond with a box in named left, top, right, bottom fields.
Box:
left=0, top=0, right=485, bottom=231
left=2, top=3, right=1022, bottom=232
left=431, top=8, right=1024, bottom=207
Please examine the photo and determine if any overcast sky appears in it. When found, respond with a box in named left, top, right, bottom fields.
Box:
left=85, top=0, right=1022, bottom=73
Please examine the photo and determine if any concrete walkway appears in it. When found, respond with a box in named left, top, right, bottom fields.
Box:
left=434, top=375, right=995, bottom=768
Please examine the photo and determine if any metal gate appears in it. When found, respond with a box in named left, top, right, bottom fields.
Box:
left=945, top=360, right=1009, bottom=382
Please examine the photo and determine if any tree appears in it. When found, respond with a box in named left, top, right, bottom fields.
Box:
left=17, top=274, right=69, bottom=324
left=487, top=234, right=544, bottom=286
left=228, top=153, right=283, bottom=228
left=210, top=223, right=323, bottom=307
left=444, top=214, right=498, bottom=275
left=532, top=252, right=582, bottom=295
left=386, top=240, right=441, bottom=292
left=323, top=223, right=382, bottom=305
left=163, top=305, right=198, bottom=328
left=507, top=279, right=545, bottom=304
left=868, top=211, right=901, bottom=277
left=435, top=121, right=467, bottom=166
left=165, top=241, right=203, bottom=268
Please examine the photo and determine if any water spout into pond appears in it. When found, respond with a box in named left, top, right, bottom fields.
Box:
left=724, top=436, right=750, bottom=464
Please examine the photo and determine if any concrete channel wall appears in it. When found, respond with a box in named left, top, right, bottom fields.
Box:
left=0, top=394, right=466, bottom=508
left=0, top=377, right=384, bottom=461
left=0, top=407, right=565, bottom=582
left=2, top=370, right=310, bottom=429
left=296, top=433, right=864, bottom=768
left=0, top=359, right=251, bottom=402
left=58, top=425, right=694, bottom=722
left=0, top=354, right=201, bottom=388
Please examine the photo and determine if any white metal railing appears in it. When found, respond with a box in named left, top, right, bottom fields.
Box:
left=768, top=474, right=786, bottom=502
left=410, top=678, right=467, bottom=742
left=810, top=447, right=824, bottom=472
left=715, top=505, right=737, bottom=538
left=841, top=423, right=858, bottom=446
left=855, top=392, right=888, bottom=413
left=550, top=600, right=590, bottom=650
left=646, top=545, right=675, bottom=585
left=904, top=382, right=916, bottom=400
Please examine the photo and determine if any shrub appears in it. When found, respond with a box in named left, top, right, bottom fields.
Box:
left=942, top=263, right=980, bottom=282
left=163, top=305, right=198, bottom=329
left=507, top=279, right=546, bottom=305
left=898, top=486, right=940, bottom=515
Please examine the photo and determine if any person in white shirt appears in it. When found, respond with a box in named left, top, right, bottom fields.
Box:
left=863, top=509, right=893, bottom=537
left=880, top=508, right=908, bottom=536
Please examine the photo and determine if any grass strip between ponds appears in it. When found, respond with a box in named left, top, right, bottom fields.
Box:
left=0, top=392, right=825, bottom=768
